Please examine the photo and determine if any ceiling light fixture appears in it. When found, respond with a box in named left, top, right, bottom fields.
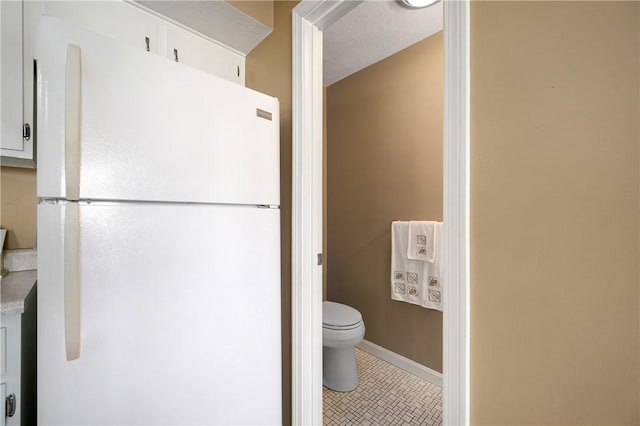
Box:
left=398, top=0, right=441, bottom=9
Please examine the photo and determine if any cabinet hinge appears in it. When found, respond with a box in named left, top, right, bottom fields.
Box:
left=23, top=123, right=30, bottom=140
left=5, top=393, right=16, bottom=417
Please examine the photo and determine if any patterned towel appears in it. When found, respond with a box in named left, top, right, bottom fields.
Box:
left=390, top=221, right=443, bottom=311
left=407, top=221, right=438, bottom=262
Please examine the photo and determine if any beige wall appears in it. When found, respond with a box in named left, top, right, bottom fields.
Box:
left=245, top=2, right=297, bottom=424
left=470, top=1, right=640, bottom=424
left=0, top=167, right=37, bottom=249
left=326, top=32, right=444, bottom=371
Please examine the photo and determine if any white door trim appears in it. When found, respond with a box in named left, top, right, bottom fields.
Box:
left=291, top=0, right=470, bottom=424
left=442, top=0, right=470, bottom=424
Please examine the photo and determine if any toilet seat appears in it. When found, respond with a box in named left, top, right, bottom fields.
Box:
left=323, top=322, right=362, bottom=331
left=323, top=301, right=362, bottom=330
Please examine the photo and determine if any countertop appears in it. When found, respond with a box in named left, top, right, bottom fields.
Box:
left=1, top=249, right=37, bottom=315
left=1, top=270, right=37, bottom=315
left=3, top=248, right=37, bottom=272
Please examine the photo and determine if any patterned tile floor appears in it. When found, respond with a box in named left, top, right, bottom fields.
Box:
left=323, top=348, right=443, bottom=426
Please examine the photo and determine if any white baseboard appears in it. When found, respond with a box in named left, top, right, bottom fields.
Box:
left=357, top=339, right=443, bottom=388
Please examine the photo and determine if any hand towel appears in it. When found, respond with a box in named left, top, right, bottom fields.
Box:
left=390, top=221, right=443, bottom=311
left=420, top=222, right=443, bottom=311
left=391, top=221, right=422, bottom=306
left=407, top=221, right=438, bottom=262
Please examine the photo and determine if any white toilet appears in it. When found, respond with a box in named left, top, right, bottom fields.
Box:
left=322, top=301, right=366, bottom=392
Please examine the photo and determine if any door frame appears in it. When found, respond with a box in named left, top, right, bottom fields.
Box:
left=291, top=0, right=470, bottom=424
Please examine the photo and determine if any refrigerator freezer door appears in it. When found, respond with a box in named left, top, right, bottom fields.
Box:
left=38, top=203, right=281, bottom=425
left=36, top=16, right=279, bottom=206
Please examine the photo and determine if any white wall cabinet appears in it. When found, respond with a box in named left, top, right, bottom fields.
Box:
left=39, top=1, right=246, bottom=84
left=166, top=26, right=244, bottom=84
left=42, top=1, right=164, bottom=55
left=1, top=0, right=246, bottom=167
left=0, top=1, right=24, bottom=151
left=0, top=1, right=34, bottom=167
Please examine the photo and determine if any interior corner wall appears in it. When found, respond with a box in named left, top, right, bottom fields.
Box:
left=244, top=2, right=298, bottom=424
left=326, top=32, right=444, bottom=372
left=470, top=2, right=640, bottom=424
left=0, top=166, right=37, bottom=249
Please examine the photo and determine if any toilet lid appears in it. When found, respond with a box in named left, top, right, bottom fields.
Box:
left=323, top=301, right=362, bottom=328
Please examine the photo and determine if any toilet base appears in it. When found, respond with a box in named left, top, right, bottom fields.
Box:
left=323, top=346, right=359, bottom=392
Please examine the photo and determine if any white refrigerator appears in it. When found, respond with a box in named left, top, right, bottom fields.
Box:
left=36, top=16, right=281, bottom=425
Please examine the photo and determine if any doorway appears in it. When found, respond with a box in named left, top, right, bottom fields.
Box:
left=291, top=1, right=470, bottom=424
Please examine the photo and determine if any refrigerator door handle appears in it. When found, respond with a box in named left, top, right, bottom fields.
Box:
left=65, top=44, right=81, bottom=201
left=64, top=203, right=81, bottom=361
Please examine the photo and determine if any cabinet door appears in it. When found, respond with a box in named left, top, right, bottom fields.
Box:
left=0, top=327, right=6, bottom=426
left=1, top=327, right=5, bottom=377
left=166, top=25, right=245, bottom=85
left=0, top=314, right=19, bottom=426
left=43, top=1, right=163, bottom=54
left=1, top=383, right=5, bottom=426
left=0, top=0, right=24, bottom=152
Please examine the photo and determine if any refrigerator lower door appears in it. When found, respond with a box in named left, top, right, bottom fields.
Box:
left=38, top=202, right=281, bottom=425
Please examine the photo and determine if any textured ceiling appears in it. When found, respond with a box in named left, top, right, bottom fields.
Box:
left=323, top=0, right=443, bottom=86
